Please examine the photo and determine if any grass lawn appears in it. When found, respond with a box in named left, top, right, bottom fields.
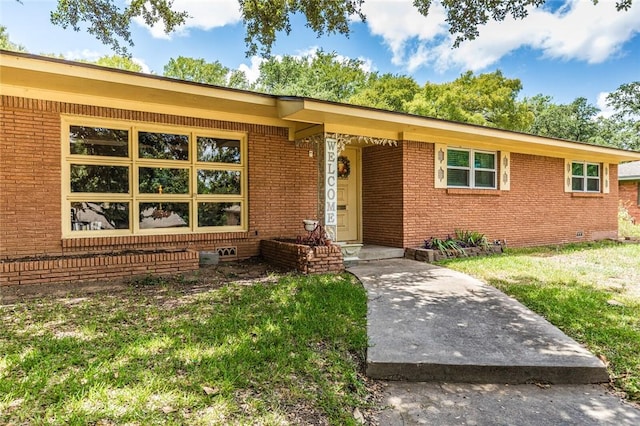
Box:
left=0, top=273, right=372, bottom=425
left=440, top=241, right=640, bottom=403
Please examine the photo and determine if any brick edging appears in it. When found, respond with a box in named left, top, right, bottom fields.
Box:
left=260, top=239, right=344, bottom=274
left=0, top=250, right=199, bottom=286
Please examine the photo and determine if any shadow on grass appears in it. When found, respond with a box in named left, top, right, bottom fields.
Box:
left=485, top=275, right=640, bottom=402
left=0, top=274, right=369, bottom=425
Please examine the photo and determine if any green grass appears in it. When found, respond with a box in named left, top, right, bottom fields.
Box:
left=0, top=274, right=370, bottom=425
left=619, top=203, right=640, bottom=239
left=440, top=241, right=640, bottom=402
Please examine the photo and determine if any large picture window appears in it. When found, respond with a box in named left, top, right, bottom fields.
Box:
left=64, top=119, right=247, bottom=236
left=571, top=162, right=600, bottom=192
left=447, top=148, right=497, bottom=189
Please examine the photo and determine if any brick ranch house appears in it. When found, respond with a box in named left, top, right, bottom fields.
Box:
left=2, top=50, right=640, bottom=286
left=619, top=161, right=640, bottom=222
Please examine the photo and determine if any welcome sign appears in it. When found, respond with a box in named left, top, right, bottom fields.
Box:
left=325, top=138, right=338, bottom=227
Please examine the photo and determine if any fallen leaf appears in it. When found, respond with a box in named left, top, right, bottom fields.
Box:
left=202, top=386, right=219, bottom=396
left=161, top=406, right=175, bottom=414
left=353, top=407, right=365, bottom=424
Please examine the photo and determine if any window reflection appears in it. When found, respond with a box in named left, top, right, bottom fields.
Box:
left=139, top=132, right=189, bottom=160
left=197, top=137, right=241, bottom=163
left=198, top=202, right=241, bottom=227
left=71, top=202, right=129, bottom=231
left=197, top=170, right=241, bottom=194
left=139, top=202, right=190, bottom=229
left=71, top=165, right=129, bottom=193
left=70, top=126, right=128, bottom=157
left=139, top=167, right=189, bottom=194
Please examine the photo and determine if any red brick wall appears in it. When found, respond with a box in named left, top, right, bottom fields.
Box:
left=260, top=239, right=344, bottom=274
left=619, top=181, right=640, bottom=222
left=400, top=141, right=619, bottom=248
left=362, top=144, right=404, bottom=246
left=0, top=96, right=318, bottom=265
left=360, top=140, right=619, bottom=248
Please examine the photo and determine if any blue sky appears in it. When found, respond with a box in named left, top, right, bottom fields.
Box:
left=1, top=0, right=639, bottom=114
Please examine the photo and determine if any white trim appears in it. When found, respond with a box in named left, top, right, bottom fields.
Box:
left=447, top=148, right=497, bottom=189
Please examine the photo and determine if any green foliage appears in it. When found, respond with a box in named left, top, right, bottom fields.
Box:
left=454, top=229, right=489, bottom=248
left=347, top=73, right=420, bottom=112
left=46, top=1, right=634, bottom=58
left=50, top=0, right=188, bottom=56
left=526, top=95, right=600, bottom=142
left=0, top=25, right=26, bottom=52
left=619, top=202, right=640, bottom=239
left=94, top=54, right=143, bottom=72
left=163, top=56, right=250, bottom=89
left=255, top=50, right=368, bottom=102
left=405, top=71, right=534, bottom=131
left=240, top=0, right=365, bottom=56
left=0, top=274, right=369, bottom=424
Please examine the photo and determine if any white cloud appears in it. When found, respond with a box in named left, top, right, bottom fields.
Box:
left=238, top=56, right=264, bottom=83
left=360, top=0, right=640, bottom=73
left=596, top=92, right=615, bottom=118
left=63, top=49, right=103, bottom=62
left=134, top=0, right=242, bottom=39
left=131, top=57, right=152, bottom=74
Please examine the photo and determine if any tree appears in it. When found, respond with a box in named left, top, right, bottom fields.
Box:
left=254, top=50, right=368, bottom=102
left=603, top=82, right=640, bottom=150
left=45, top=1, right=634, bottom=56
left=527, top=95, right=600, bottom=142
left=94, top=54, right=144, bottom=72
left=163, top=56, right=250, bottom=89
left=347, top=73, right=420, bottom=112
left=0, top=25, right=26, bottom=52
left=404, top=70, right=533, bottom=131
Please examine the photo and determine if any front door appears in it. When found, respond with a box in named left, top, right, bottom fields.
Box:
left=336, top=147, right=360, bottom=242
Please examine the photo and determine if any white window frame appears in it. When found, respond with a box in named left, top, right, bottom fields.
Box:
left=571, top=161, right=601, bottom=193
left=447, top=148, right=497, bottom=189
left=62, top=116, right=247, bottom=237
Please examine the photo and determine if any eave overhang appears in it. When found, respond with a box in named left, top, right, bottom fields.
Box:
left=278, top=98, right=640, bottom=163
left=0, top=50, right=288, bottom=128
left=3, top=50, right=640, bottom=164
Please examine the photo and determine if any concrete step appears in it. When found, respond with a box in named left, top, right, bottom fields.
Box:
left=357, top=245, right=405, bottom=261
left=348, top=258, right=609, bottom=385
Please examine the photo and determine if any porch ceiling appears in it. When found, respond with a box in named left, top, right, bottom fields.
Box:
left=278, top=98, right=640, bottom=163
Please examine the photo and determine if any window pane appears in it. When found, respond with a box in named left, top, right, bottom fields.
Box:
left=572, top=177, right=584, bottom=191
left=139, top=202, right=189, bottom=229
left=572, top=162, right=584, bottom=176
left=474, top=152, right=495, bottom=169
left=447, top=169, right=470, bottom=187
left=198, top=202, right=242, bottom=227
left=447, top=149, right=469, bottom=167
left=197, top=170, right=241, bottom=194
left=197, top=137, right=241, bottom=164
left=475, top=170, right=496, bottom=188
left=71, top=202, right=129, bottom=231
left=587, top=178, right=600, bottom=192
left=587, top=164, right=599, bottom=177
left=138, top=132, right=189, bottom=160
left=138, top=167, right=189, bottom=194
left=70, top=126, right=128, bottom=157
left=71, top=165, right=129, bottom=193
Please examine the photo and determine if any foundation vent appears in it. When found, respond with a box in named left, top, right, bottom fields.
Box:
left=216, top=246, right=238, bottom=260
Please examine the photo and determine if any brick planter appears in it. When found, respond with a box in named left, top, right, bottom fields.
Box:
left=405, top=245, right=504, bottom=262
left=260, top=239, right=344, bottom=274
left=0, top=250, right=199, bottom=287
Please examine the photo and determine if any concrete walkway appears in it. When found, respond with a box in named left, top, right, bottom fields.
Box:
left=348, top=258, right=640, bottom=425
